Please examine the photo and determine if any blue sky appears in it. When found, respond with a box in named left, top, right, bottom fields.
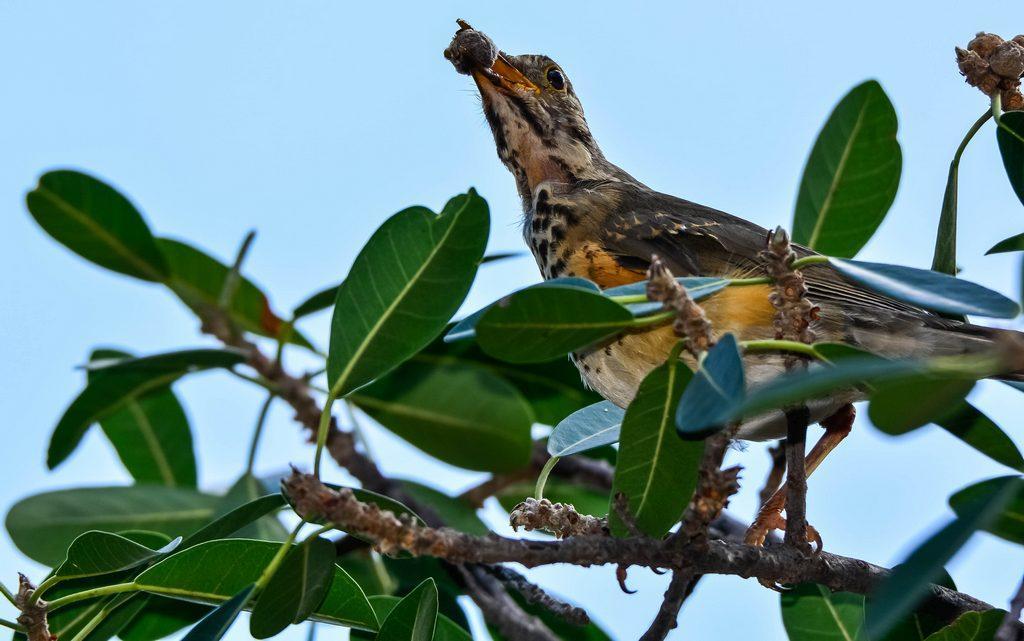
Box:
left=2, top=2, right=1024, bottom=640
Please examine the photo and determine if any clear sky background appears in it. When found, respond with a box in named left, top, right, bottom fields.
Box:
left=2, top=2, right=1024, bottom=640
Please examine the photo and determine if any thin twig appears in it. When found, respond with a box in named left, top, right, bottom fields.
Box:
left=218, top=229, right=257, bottom=310
left=783, top=408, right=810, bottom=551
left=484, top=565, right=590, bottom=626
left=760, top=441, right=786, bottom=509
left=639, top=569, right=698, bottom=641
left=996, top=572, right=1024, bottom=641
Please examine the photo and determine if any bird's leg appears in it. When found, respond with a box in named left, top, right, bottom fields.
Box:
left=744, top=404, right=855, bottom=551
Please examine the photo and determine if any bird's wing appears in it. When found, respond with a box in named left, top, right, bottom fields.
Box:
left=598, top=186, right=937, bottom=317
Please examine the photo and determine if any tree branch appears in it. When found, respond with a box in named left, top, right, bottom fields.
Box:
left=997, top=572, right=1024, bottom=641
left=639, top=569, right=698, bottom=641
left=284, top=471, right=1008, bottom=627
left=200, top=316, right=560, bottom=639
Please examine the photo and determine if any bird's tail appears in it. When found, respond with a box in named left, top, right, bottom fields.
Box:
left=848, top=314, right=1024, bottom=380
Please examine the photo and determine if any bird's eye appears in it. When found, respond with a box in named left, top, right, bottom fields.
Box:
left=546, top=67, right=566, bottom=90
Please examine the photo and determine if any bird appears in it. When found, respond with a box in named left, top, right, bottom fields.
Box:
left=444, top=20, right=1020, bottom=546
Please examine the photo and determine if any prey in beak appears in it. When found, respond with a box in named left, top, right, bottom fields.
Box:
left=444, top=19, right=540, bottom=95
left=444, top=20, right=617, bottom=209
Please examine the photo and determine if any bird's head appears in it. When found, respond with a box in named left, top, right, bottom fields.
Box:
left=445, top=21, right=621, bottom=206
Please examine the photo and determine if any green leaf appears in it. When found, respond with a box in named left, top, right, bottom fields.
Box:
left=780, top=583, right=864, bottom=641
left=443, top=307, right=489, bottom=343
left=5, top=486, right=220, bottom=566
left=932, top=159, right=961, bottom=275
left=792, top=80, right=902, bottom=257
left=931, top=112, right=993, bottom=275
left=863, top=476, right=1019, bottom=639
left=416, top=334, right=600, bottom=427
left=996, top=111, right=1024, bottom=207
left=475, top=286, right=633, bottom=363
left=829, top=258, right=1019, bottom=319
left=120, top=597, right=210, bottom=641
left=922, top=609, right=1006, bottom=641
left=605, top=277, right=730, bottom=316
left=135, top=539, right=377, bottom=631
left=26, top=170, right=170, bottom=281
left=676, top=334, right=745, bottom=439
left=548, top=401, right=625, bottom=457
left=48, top=348, right=246, bottom=469
left=250, top=537, right=337, bottom=637
left=156, top=238, right=313, bottom=349
left=497, top=480, right=610, bottom=518
left=293, top=284, right=341, bottom=320
left=948, top=476, right=1024, bottom=545
left=181, top=585, right=254, bottom=641
left=82, top=594, right=151, bottom=641
left=717, top=357, right=929, bottom=429
left=350, top=358, right=533, bottom=472
left=867, top=568, right=957, bottom=641
left=212, top=475, right=288, bottom=542
left=336, top=550, right=396, bottom=596
left=444, top=278, right=600, bottom=343
left=55, top=531, right=178, bottom=580
left=399, top=482, right=488, bottom=536
left=184, top=493, right=285, bottom=549
left=986, top=231, right=1024, bottom=255
left=357, top=596, right=471, bottom=641
left=376, top=579, right=438, bottom=641
left=297, top=254, right=519, bottom=322
left=481, top=251, right=523, bottom=264
left=327, top=192, right=489, bottom=398
left=868, top=375, right=975, bottom=435
left=603, top=276, right=728, bottom=300
left=612, top=350, right=703, bottom=537
left=88, top=349, right=197, bottom=488
left=935, top=403, right=1024, bottom=471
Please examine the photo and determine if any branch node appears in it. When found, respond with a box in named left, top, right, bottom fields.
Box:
left=15, top=575, right=52, bottom=641
left=509, top=498, right=607, bottom=539
left=956, top=33, right=1024, bottom=110
left=646, top=255, right=715, bottom=355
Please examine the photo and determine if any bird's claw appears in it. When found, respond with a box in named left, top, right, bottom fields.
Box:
left=744, top=512, right=824, bottom=554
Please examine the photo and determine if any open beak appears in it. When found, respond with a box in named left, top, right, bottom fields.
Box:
left=451, top=19, right=539, bottom=95
left=481, top=55, right=540, bottom=94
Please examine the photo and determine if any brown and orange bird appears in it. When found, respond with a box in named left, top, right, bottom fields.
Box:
left=444, top=21, right=1019, bottom=545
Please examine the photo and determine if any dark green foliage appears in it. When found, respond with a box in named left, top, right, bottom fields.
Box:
left=10, top=70, right=1024, bottom=641
left=780, top=584, right=864, bottom=641
left=829, top=258, right=1019, bottom=318
left=475, top=285, right=633, bottom=363
left=26, top=170, right=169, bottom=281
left=996, top=111, right=1024, bottom=207
left=792, top=80, right=902, bottom=257
left=547, top=401, right=624, bottom=457
left=249, top=537, right=337, bottom=637
left=327, top=192, right=489, bottom=398
left=675, top=334, right=744, bottom=438
left=611, top=347, right=703, bottom=537
left=87, top=349, right=197, bottom=488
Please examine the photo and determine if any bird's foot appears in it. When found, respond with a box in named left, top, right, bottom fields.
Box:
left=744, top=510, right=823, bottom=590
left=744, top=510, right=823, bottom=551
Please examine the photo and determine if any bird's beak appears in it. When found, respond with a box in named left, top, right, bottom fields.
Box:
left=481, top=55, right=540, bottom=95
left=447, top=20, right=539, bottom=95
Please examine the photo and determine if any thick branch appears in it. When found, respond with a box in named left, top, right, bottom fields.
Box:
left=284, top=472, right=1006, bottom=626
